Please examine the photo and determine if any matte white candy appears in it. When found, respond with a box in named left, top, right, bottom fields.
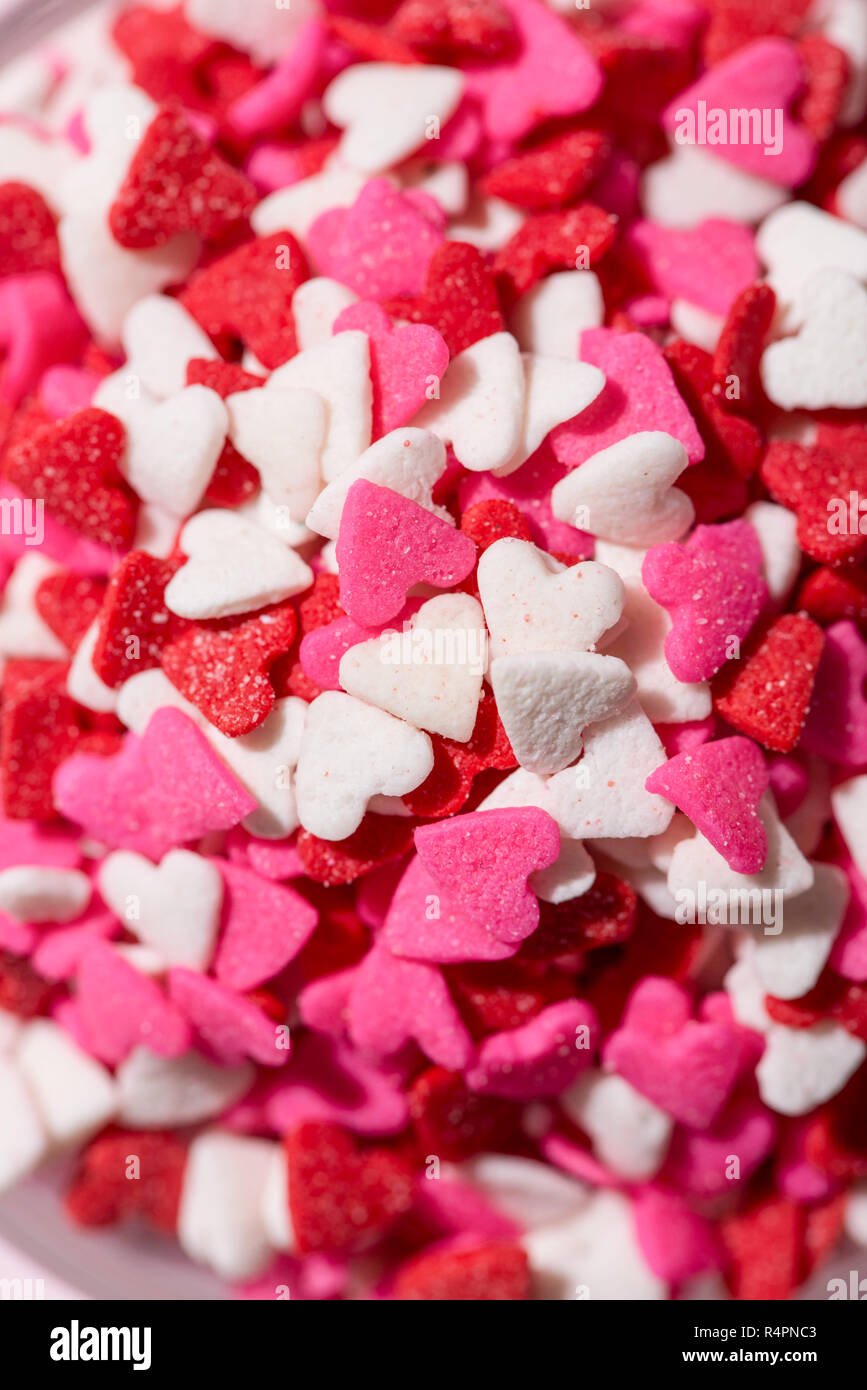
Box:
left=530, top=837, right=596, bottom=905
left=560, top=1071, right=672, bottom=1181
left=188, top=0, right=316, bottom=65
left=0, top=125, right=66, bottom=211
left=99, top=849, right=223, bottom=971
left=724, top=950, right=774, bottom=1034
left=226, top=386, right=325, bottom=520
left=551, top=432, right=694, bottom=545
left=15, top=1020, right=116, bottom=1146
left=261, top=1146, right=296, bottom=1253
left=750, top=863, right=848, bottom=1000
left=846, top=1182, right=867, bottom=1248
left=165, top=510, right=313, bottom=619
left=0, top=1058, right=47, bottom=1192
left=116, top=1048, right=253, bottom=1129
left=669, top=300, right=724, bottom=354
left=822, top=0, right=867, bottom=124
left=402, top=158, right=468, bottom=216
left=524, top=1190, right=667, bottom=1300
left=837, top=156, right=867, bottom=229
left=177, top=1131, right=277, bottom=1281
left=121, top=294, right=217, bottom=399
left=489, top=650, right=636, bottom=774
left=831, top=775, right=867, bottom=876
left=0, top=1009, right=22, bottom=1054
left=449, top=193, right=525, bottom=250
left=511, top=271, right=604, bottom=358
left=95, top=374, right=227, bottom=517
left=594, top=540, right=712, bottom=724
left=416, top=333, right=525, bottom=473
left=269, top=331, right=372, bottom=483
left=59, top=85, right=156, bottom=218
left=495, top=355, right=606, bottom=476
left=60, top=213, right=199, bottom=346
left=339, top=594, right=487, bottom=742
left=0, top=554, right=67, bottom=662
left=67, top=621, right=118, bottom=714
left=642, top=145, right=786, bottom=229
left=546, top=699, right=674, bottom=840
left=761, top=269, right=867, bottom=410
left=478, top=539, right=624, bottom=658
left=323, top=62, right=464, bottom=174
left=744, top=500, right=800, bottom=603
left=756, top=201, right=867, bottom=317
left=291, top=277, right=359, bottom=351
left=0, top=867, right=90, bottom=924
left=667, top=793, right=815, bottom=905
left=306, top=428, right=449, bottom=541
left=459, top=1154, right=589, bottom=1230
left=756, top=1022, right=866, bottom=1116
left=295, top=692, right=434, bottom=840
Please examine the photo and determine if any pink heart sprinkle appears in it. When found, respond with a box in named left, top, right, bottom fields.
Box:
left=662, top=37, right=817, bottom=188
left=30, top=906, right=119, bottom=982
left=642, top=520, right=767, bottom=683
left=383, top=855, right=519, bottom=964
left=39, top=365, right=101, bottom=420
left=830, top=852, right=867, bottom=982
left=464, top=999, right=598, bottom=1100
left=662, top=1092, right=777, bottom=1198
left=464, top=0, right=603, bottom=143
left=168, top=968, right=287, bottom=1068
left=645, top=735, right=769, bottom=874
left=336, top=479, right=477, bottom=627
left=333, top=301, right=449, bottom=438
left=0, top=272, right=88, bottom=406
left=766, top=753, right=810, bottom=820
left=308, top=179, right=445, bottom=301
left=213, top=860, right=318, bottom=993
left=226, top=18, right=327, bottom=139
left=348, top=942, right=473, bottom=1070
left=603, top=977, right=743, bottom=1130
left=54, top=708, right=257, bottom=861
left=625, top=218, right=759, bottom=317
left=634, top=1186, right=725, bottom=1286
left=300, top=614, right=376, bottom=692
left=414, top=807, right=560, bottom=944
left=551, top=328, right=705, bottom=472
left=77, top=942, right=191, bottom=1065
left=262, top=1031, right=409, bottom=1136
left=800, top=620, right=867, bottom=767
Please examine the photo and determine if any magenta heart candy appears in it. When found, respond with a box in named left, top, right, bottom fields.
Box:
left=645, top=735, right=769, bottom=874
left=77, top=941, right=191, bottom=1065
left=334, top=301, right=449, bottom=438
left=662, top=37, right=817, bottom=188
left=336, top=479, right=477, bottom=627
left=53, top=708, right=257, bottom=861
left=414, top=807, right=560, bottom=945
left=168, top=968, right=288, bottom=1068
left=382, top=855, right=519, bottom=964
left=348, top=942, right=473, bottom=1070
left=262, top=1031, right=409, bottom=1136
left=642, top=520, right=767, bottom=683
left=464, top=999, right=598, bottom=1100
left=551, top=328, right=705, bottom=473
left=212, top=860, right=318, bottom=992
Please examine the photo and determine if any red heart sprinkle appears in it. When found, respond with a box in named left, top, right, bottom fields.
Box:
left=3, top=408, right=137, bottom=549
left=713, top=614, right=825, bottom=752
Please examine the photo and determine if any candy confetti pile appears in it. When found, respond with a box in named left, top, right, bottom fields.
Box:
left=1, top=0, right=867, bottom=1302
